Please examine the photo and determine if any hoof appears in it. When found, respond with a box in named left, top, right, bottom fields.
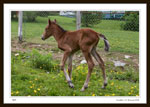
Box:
left=68, top=81, right=74, bottom=88
left=80, top=86, right=88, bottom=92
left=69, top=83, right=74, bottom=88
left=80, top=88, right=85, bottom=92
left=101, top=85, right=105, bottom=89
left=102, top=83, right=107, bottom=89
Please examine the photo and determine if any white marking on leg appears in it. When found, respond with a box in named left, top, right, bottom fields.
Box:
left=63, top=71, right=71, bottom=82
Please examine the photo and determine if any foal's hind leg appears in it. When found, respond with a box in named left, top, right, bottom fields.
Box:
left=91, top=48, right=107, bottom=89
left=81, top=51, right=95, bottom=91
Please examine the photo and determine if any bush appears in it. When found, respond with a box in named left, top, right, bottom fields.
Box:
left=121, top=12, right=139, bottom=31
left=81, top=12, right=102, bottom=27
left=23, top=11, right=59, bottom=22
left=30, top=49, right=60, bottom=72
left=23, top=11, right=38, bottom=22
left=36, top=11, right=59, bottom=17
left=11, top=11, right=18, bottom=21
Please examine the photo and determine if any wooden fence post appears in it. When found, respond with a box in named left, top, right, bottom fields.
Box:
left=18, top=11, right=23, bottom=41
left=76, top=11, right=81, bottom=30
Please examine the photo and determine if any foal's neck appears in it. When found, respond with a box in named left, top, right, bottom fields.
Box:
left=52, top=24, right=66, bottom=42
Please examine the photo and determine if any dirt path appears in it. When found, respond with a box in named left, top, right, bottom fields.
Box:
left=11, top=40, right=139, bottom=71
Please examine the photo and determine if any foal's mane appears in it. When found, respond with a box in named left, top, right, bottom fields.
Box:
left=55, top=23, right=67, bottom=33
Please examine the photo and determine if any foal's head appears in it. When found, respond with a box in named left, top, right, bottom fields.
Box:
left=41, top=19, right=57, bottom=40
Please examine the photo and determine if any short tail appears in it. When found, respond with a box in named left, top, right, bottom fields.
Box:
left=99, top=34, right=110, bottom=52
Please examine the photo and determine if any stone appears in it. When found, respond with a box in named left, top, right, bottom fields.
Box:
left=125, top=55, right=131, bottom=59
left=80, top=60, right=87, bottom=64
left=113, top=61, right=126, bottom=67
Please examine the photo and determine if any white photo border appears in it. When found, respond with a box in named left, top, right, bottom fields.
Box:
left=4, top=3, right=147, bottom=104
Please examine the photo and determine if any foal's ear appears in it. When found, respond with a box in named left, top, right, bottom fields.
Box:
left=54, top=19, right=57, bottom=24
left=48, top=19, right=51, bottom=25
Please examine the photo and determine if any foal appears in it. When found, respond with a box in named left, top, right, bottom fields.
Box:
left=41, top=19, right=110, bottom=91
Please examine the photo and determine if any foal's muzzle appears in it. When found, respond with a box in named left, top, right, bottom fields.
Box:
left=41, top=35, right=45, bottom=40
left=41, top=37, right=44, bottom=40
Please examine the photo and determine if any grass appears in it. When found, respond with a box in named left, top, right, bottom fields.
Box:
left=11, top=15, right=139, bottom=96
left=11, top=50, right=139, bottom=96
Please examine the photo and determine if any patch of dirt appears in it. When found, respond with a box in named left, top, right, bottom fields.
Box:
left=11, top=40, right=54, bottom=53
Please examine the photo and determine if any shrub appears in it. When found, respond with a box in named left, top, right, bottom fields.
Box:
left=23, top=11, right=59, bottom=22
left=11, top=11, right=18, bottom=21
left=36, top=11, right=59, bottom=17
left=120, top=12, right=139, bottom=31
left=30, top=49, right=60, bottom=72
left=81, top=12, right=102, bottom=27
left=23, top=11, right=38, bottom=22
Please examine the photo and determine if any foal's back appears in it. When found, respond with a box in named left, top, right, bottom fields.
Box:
left=63, top=28, right=100, bottom=52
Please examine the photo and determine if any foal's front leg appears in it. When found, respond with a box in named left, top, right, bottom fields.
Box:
left=68, top=55, right=73, bottom=79
left=61, top=51, right=74, bottom=88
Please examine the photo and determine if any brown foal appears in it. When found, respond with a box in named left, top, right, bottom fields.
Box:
left=41, top=19, right=110, bottom=91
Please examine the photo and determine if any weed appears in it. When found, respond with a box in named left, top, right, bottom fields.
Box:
left=29, top=49, right=60, bottom=72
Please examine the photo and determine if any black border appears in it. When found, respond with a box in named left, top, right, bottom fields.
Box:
left=1, top=0, right=149, bottom=106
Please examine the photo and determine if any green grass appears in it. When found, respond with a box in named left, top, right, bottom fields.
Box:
left=11, top=15, right=139, bottom=96
left=11, top=50, right=139, bottom=96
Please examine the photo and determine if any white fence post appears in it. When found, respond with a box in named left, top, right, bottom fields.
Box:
left=76, top=11, right=81, bottom=30
left=18, top=11, right=23, bottom=41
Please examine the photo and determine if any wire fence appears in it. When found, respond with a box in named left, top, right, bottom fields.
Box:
left=11, top=11, right=139, bottom=42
